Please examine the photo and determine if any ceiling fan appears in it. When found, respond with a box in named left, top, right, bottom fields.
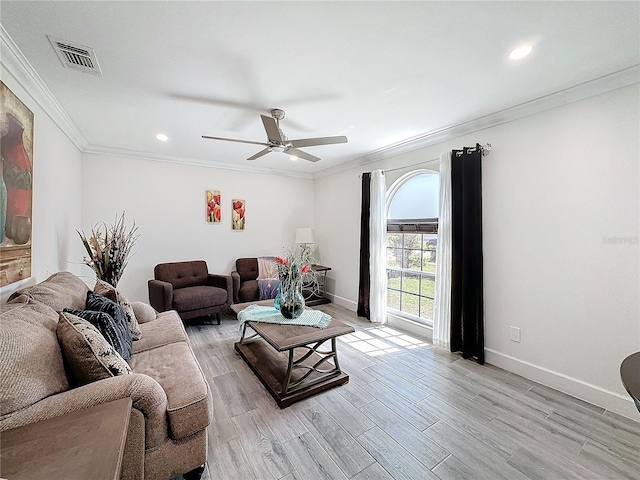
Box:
left=202, top=109, right=347, bottom=162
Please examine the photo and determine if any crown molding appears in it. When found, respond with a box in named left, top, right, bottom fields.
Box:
left=313, top=64, right=640, bottom=179
left=0, top=24, right=88, bottom=151
left=83, top=145, right=314, bottom=179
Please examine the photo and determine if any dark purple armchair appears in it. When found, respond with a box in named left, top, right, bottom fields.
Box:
left=148, top=260, right=232, bottom=324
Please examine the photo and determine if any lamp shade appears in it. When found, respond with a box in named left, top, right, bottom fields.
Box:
left=295, top=228, right=315, bottom=244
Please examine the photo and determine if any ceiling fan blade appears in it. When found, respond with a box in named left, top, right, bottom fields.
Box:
left=288, top=147, right=320, bottom=163
left=247, top=148, right=271, bottom=161
left=260, top=115, right=283, bottom=143
left=202, top=135, right=268, bottom=147
left=288, top=136, right=348, bottom=148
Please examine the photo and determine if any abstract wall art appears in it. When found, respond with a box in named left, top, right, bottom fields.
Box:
left=206, top=190, right=221, bottom=223
left=232, top=199, right=245, bottom=230
left=0, top=81, right=34, bottom=287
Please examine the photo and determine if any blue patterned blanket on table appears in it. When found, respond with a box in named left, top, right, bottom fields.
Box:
left=237, top=305, right=332, bottom=332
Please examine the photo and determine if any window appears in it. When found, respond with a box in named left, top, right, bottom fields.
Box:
left=386, top=171, right=439, bottom=325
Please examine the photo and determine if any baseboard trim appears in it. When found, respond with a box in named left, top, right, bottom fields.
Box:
left=328, top=294, right=357, bottom=312
left=485, top=348, right=638, bottom=420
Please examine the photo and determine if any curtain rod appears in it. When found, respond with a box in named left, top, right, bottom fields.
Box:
left=455, top=143, right=492, bottom=157
left=358, top=142, right=492, bottom=178
left=358, top=157, right=439, bottom=178
left=382, top=157, right=441, bottom=174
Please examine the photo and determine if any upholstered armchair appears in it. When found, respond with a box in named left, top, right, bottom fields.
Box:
left=148, top=260, right=232, bottom=324
left=230, top=257, right=260, bottom=304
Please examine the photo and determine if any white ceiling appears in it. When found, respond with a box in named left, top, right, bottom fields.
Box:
left=1, top=1, right=639, bottom=177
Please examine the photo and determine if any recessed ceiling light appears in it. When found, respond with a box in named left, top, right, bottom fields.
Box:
left=156, top=133, right=169, bottom=142
left=290, top=155, right=298, bottom=161
left=510, top=44, right=533, bottom=60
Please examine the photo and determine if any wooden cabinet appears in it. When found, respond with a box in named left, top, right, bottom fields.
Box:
left=1, top=398, right=132, bottom=480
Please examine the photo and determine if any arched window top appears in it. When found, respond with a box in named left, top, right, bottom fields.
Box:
left=387, top=171, right=439, bottom=220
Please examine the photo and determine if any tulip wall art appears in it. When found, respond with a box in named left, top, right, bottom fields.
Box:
left=0, top=81, right=33, bottom=287
left=206, top=190, right=221, bottom=223
left=232, top=199, right=246, bottom=230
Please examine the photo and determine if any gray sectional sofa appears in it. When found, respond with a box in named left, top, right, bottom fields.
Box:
left=0, top=271, right=212, bottom=480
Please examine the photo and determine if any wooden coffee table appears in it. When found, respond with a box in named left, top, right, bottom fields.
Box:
left=232, top=302, right=355, bottom=408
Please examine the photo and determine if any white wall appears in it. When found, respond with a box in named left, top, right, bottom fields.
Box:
left=81, top=154, right=315, bottom=303
left=0, top=66, right=83, bottom=303
left=315, top=84, right=640, bottom=418
left=483, top=84, right=639, bottom=416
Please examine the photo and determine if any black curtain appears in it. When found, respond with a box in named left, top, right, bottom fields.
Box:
left=357, top=172, right=371, bottom=319
left=450, top=144, right=484, bottom=364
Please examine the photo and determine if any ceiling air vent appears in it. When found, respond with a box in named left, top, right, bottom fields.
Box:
left=47, top=35, right=103, bottom=77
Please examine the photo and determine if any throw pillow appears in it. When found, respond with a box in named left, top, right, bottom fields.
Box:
left=63, top=308, right=132, bottom=362
left=94, top=279, right=142, bottom=340
left=131, top=301, right=157, bottom=324
left=57, top=312, right=132, bottom=385
left=85, top=290, right=134, bottom=343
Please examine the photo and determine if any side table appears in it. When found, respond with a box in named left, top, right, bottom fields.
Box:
left=1, top=397, right=132, bottom=480
left=303, top=264, right=331, bottom=306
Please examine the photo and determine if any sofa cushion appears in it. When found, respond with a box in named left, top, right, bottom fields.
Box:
left=238, top=279, right=260, bottom=303
left=94, top=279, right=142, bottom=340
left=0, top=298, right=69, bottom=417
left=57, top=312, right=133, bottom=385
left=133, top=311, right=188, bottom=354
left=130, top=341, right=212, bottom=440
left=64, top=308, right=132, bottom=362
left=8, top=271, right=89, bottom=312
left=132, top=301, right=157, bottom=324
left=172, top=285, right=228, bottom=312
left=154, top=261, right=209, bottom=290
left=236, top=258, right=258, bottom=282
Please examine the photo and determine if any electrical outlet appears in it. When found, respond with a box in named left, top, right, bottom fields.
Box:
left=509, top=326, right=521, bottom=343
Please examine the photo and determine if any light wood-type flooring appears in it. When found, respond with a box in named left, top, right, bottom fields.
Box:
left=178, top=303, right=640, bottom=480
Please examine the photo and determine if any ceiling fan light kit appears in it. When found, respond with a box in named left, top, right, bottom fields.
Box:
left=202, top=109, right=347, bottom=163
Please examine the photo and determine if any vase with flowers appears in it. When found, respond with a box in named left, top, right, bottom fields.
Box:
left=78, top=212, right=139, bottom=287
left=274, top=250, right=314, bottom=319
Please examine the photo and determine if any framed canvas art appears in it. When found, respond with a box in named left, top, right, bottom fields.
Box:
left=232, top=199, right=245, bottom=230
left=206, top=190, right=221, bottom=223
left=0, top=81, right=34, bottom=287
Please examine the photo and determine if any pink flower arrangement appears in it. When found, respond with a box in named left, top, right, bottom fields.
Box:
left=274, top=250, right=315, bottom=297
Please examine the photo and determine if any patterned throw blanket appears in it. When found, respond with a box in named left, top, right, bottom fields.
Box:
left=257, top=256, right=280, bottom=300
left=237, top=305, right=332, bottom=332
